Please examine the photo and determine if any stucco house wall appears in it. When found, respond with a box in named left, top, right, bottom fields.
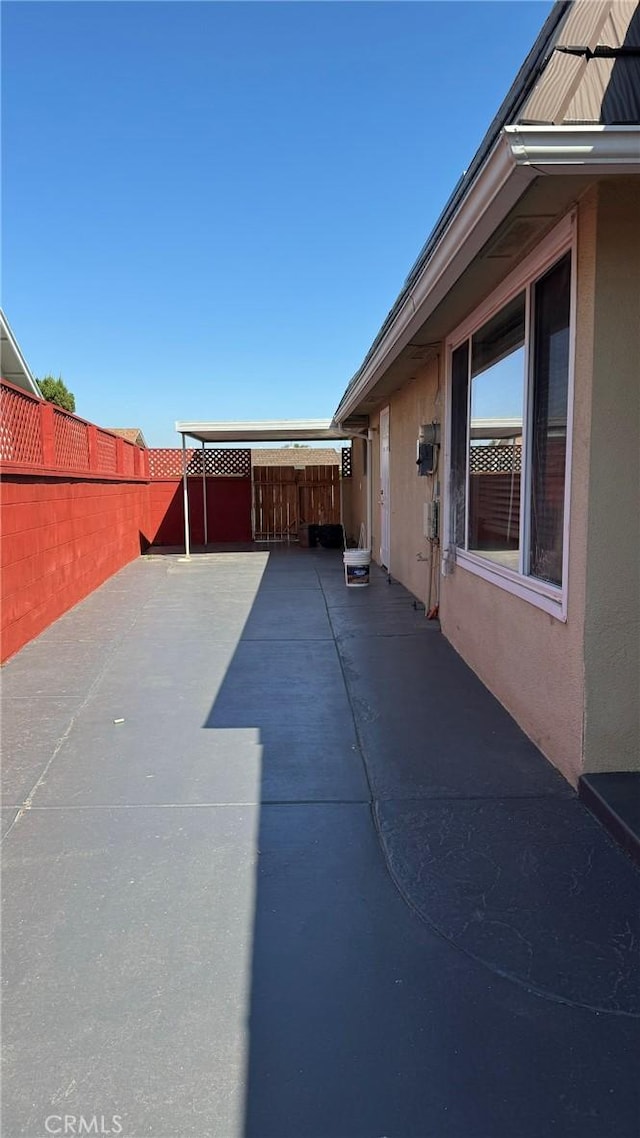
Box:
left=382, top=360, right=441, bottom=605
left=335, top=3, right=639, bottom=795
left=437, top=192, right=596, bottom=785
left=344, top=182, right=638, bottom=786
left=341, top=436, right=368, bottom=546
left=582, top=178, right=640, bottom=775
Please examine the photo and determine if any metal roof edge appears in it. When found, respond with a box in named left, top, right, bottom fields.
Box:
left=0, top=309, right=43, bottom=400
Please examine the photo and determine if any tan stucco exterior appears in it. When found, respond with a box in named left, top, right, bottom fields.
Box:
left=582, top=178, right=640, bottom=773
left=342, top=437, right=368, bottom=547
left=438, top=193, right=598, bottom=785
left=382, top=361, right=441, bottom=604
left=343, top=182, right=639, bottom=785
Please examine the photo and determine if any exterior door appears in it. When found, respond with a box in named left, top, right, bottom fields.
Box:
left=379, top=406, right=390, bottom=567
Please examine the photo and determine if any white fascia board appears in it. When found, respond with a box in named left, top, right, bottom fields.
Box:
left=505, top=125, right=640, bottom=171
left=175, top=419, right=351, bottom=442
left=335, top=125, right=640, bottom=424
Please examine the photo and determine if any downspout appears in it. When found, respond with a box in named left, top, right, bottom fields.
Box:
left=181, top=432, right=191, bottom=559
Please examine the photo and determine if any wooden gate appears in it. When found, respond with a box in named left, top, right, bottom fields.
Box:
left=252, top=465, right=340, bottom=541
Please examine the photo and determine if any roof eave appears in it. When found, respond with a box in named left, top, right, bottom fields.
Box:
left=333, top=125, right=640, bottom=426
left=0, top=309, right=43, bottom=400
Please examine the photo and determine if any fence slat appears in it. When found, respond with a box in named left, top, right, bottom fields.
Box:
left=252, top=465, right=340, bottom=540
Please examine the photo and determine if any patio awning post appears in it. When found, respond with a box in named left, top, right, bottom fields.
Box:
left=181, top=432, right=191, bottom=558
left=201, top=441, right=208, bottom=546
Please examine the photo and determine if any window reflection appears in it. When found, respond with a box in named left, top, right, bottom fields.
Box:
left=529, top=254, right=571, bottom=585
left=468, top=294, right=525, bottom=567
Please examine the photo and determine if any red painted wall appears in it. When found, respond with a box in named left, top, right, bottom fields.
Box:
left=1, top=476, right=151, bottom=663
left=0, top=387, right=254, bottom=661
left=148, top=478, right=252, bottom=546
left=1, top=475, right=252, bottom=661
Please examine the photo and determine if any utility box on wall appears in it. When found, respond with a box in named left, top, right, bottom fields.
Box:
left=416, top=423, right=440, bottom=476
left=423, top=499, right=440, bottom=541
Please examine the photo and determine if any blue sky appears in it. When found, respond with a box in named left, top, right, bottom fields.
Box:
left=2, top=1, right=553, bottom=446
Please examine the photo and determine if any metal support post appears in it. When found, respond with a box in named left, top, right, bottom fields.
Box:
left=182, top=433, right=191, bottom=558
left=201, top=441, right=208, bottom=546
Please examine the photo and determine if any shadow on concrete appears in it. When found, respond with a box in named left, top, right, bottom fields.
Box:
left=201, top=546, right=640, bottom=1138
left=1, top=546, right=638, bottom=1138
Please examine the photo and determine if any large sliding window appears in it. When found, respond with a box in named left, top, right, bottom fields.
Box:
left=448, top=226, right=574, bottom=617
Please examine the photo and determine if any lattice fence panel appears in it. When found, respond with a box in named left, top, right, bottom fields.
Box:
left=96, top=430, right=118, bottom=473
left=204, top=449, right=251, bottom=476
left=148, top=449, right=193, bottom=477
left=148, top=448, right=251, bottom=478
left=341, top=446, right=352, bottom=478
left=0, top=384, right=43, bottom=464
left=469, top=444, right=522, bottom=474
left=53, top=411, right=90, bottom=470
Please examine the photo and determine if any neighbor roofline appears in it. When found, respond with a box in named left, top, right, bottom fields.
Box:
left=332, top=124, right=640, bottom=426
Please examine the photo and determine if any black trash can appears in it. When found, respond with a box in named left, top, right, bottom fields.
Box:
left=317, top=524, right=343, bottom=549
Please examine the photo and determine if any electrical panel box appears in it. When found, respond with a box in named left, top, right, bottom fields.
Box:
left=416, top=442, right=436, bottom=476
left=416, top=423, right=441, bottom=476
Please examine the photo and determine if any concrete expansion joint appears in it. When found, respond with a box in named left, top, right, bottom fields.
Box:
left=315, top=569, right=377, bottom=808
left=1, top=566, right=170, bottom=846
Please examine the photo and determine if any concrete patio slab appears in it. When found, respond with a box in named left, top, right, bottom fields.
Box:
left=2, top=546, right=639, bottom=1138
left=1, top=808, right=18, bottom=838
left=205, top=640, right=367, bottom=802
left=244, top=802, right=639, bottom=1138
left=338, top=630, right=572, bottom=799
left=240, top=588, right=333, bottom=640
left=2, top=803, right=259, bottom=1138
left=378, top=796, right=640, bottom=1015
left=1, top=695, right=80, bottom=805
left=3, top=800, right=638, bottom=1138
left=1, top=637, right=119, bottom=700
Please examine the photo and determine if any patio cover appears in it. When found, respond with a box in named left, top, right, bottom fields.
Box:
left=175, top=419, right=351, bottom=443
left=174, top=420, right=353, bottom=555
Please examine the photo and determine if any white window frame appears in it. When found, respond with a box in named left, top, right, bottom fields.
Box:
left=443, top=212, right=577, bottom=621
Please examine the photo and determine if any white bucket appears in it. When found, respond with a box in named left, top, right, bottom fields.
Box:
left=343, top=548, right=371, bottom=587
